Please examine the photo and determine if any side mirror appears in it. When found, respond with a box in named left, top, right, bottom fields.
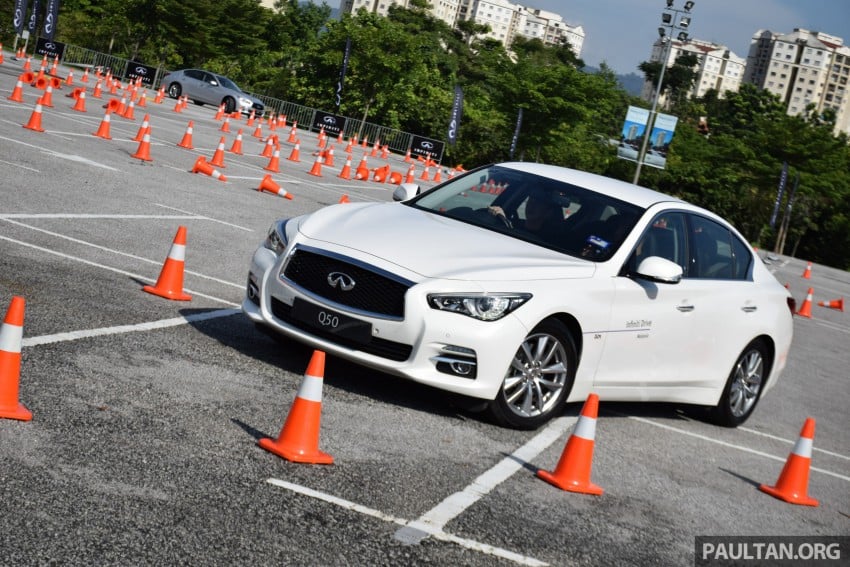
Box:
left=392, top=183, right=420, bottom=202
left=635, top=256, right=683, bottom=284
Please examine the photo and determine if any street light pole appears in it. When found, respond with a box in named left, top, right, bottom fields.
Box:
left=632, top=0, right=695, bottom=185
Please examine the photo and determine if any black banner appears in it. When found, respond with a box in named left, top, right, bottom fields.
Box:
left=124, top=61, right=157, bottom=86
left=27, top=0, right=40, bottom=33
left=13, top=0, right=29, bottom=35
left=41, top=0, right=59, bottom=40
left=509, top=107, right=523, bottom=159
left=335, top=36, right=351, bottom=109
left=312, top=111, right=347, bottom=137
left=447, top=85, right=463, bottom=146
left=34, top=36, right=64, bottom=59
left=410, top=135, right=444, bottom=162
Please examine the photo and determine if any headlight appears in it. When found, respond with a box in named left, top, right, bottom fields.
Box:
left=262, top=220, right=288, bottom=256
left=238, top=97, right=253, bottom=107
left=427, top=293, right=531, bottom=321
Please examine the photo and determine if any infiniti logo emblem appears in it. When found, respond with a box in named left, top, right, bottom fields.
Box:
left=327, top=272, right=355, bottom=291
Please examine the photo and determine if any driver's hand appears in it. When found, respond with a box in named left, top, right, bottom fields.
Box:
left=489, top=206, right=506, bottom=218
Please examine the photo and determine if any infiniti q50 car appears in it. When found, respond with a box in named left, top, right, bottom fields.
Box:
left=161, top=68, right=264, bottom=116
left=242, top=162, right=794, bottom=429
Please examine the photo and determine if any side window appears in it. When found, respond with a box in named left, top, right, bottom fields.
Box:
left=184, top=69, right=203, bottom=81
left=626, top=213, right=687, bottom=274
left=689, top=216, right=750, bottom=280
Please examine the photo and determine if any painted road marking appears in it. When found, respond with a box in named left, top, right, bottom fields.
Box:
left=394, top=415, right=577, bottom=545
left=0, top=234, right=239, bottom=306
left=0, top=217, right=244, bottom=289
left=266, top=478, right=548, bottom=567
left=23, top=309, right=240, bottom=347
left=0, top=158, right=40, bottom=173
left=739, top=425, right=850, bottom=461
left=153, top=204, right=255, bottom=232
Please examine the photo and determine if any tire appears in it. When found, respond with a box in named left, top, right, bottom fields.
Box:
left=709, top=339, right=770, bottom=427
left=488, top=318, right=576, bottom=429
left=222, top=97, right=236, bottom=114
left=167, top=82, right=182, bottom=98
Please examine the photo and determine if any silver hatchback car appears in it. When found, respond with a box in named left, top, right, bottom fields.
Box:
left=161, top=68, right=264, bottom=116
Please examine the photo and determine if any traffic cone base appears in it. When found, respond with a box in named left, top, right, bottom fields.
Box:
left=258, top=174, right=293, bottom=200
left=536, top=393, right=603, bottom=495
left=758, top=418, right=819, bottom=507
left=143, top=226, right=192, bottom=301
left=0, top=296, right=32, bottom=421
left=257, top=350, right=333, bottom=464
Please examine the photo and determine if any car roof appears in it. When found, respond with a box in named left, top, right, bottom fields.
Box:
left=497, top=162, right=685, bottom=210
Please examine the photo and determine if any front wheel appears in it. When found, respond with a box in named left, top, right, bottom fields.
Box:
left=709, top=339, right=770, bottom=427
left=488, top=319, right=576, bottom=429
left=222, top=96, right=236, bottom=114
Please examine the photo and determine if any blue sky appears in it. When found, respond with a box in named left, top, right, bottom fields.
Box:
left=323, top=0, right=849, bottom=75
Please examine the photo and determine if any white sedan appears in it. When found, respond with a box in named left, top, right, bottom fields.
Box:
left=242, top=162, right=794, bottom=429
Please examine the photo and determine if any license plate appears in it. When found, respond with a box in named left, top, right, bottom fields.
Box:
left=290, top=298, right=372, bottom=344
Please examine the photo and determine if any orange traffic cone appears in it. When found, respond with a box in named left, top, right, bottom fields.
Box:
left=433, top=167, right=442, bottom=183
left=133, top=114, right=150, bottom=141
left=796, top=287, right=814, bottom=318
left=324, top=145, right=336, bottom=167
left=287, top=126, right=298, bottom=144
left=229, top=129, right=244, bottom=155
left=81, top=68, right=90, bottom=83
left=220, top=116, right=231, bottom=133
left=264, top=148, right=281, bottom=173
left=40, top=83, right=55, bottom=107
left=536, top=393, right=604, bottom=495
left=802, top=262, right=812, bottom=279
left=143, top=226, right=192, bottom=301
left=209, top=136, right=227, bottom=168
left=420, top=164, right=431, bottom=181
left=258, top=174, right=293, bottom=200
left=92, top=79, right=103, bottom=99
left=338, top=155, right=352, bottom=180
left=338, top=194, right=350, bottom=204
left=287, top=141, right=301, bottom=163
left=759, top=417, right=819, bottom=506
left=214, top=104, right=224, bottom=120
left=121, top=98, right=136, bottom=120
left=191, top=156, right=227, bottom=182
left=177, top=121, right=194, bottom=149
left=131, top=130, right=153, bottom=162
left=92, top=108, right=113, bottom=139
left=0, top=296, right=32, bottom=421
left=253, top=123, right=263, bottom=139
left=404, top=148, right=412, bottom=163
left=405, top=163, right=416, bottom=184
left=247, top=109, right=256, bottom=126
left=817, top=297, right=844, bottom=312
left=7, top=77, right=25, bottom=102
left=154, top=86, right=164, bottom=103
left=22, top=98, right=46, bottom=132
left=64, top=70, right=74, bottom=86
left=257, top=350, right=334, bottom=464
left=355, top=155, right=369, bottom=180
left=71, top=89, right=87, bottom=112
left=307, top=153, right=323, bottom=177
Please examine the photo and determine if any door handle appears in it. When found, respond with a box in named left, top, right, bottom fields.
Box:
left=741, top=305, right=758, bottom=313
left=677, top=305, right=695, bottom=312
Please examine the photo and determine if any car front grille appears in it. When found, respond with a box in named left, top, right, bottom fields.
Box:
left=282, top=248, right=410, bottom=319
left=270, top=297, right=412, bottom=362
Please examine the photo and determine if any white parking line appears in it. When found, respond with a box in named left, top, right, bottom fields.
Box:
left=0, top=158, right=40, bottom=173
left=0, top=218, right=245, bottom=290
left=266, top=478, right=548, bottom=567
left=739, top=426, right=850, bottom=461
left=0, top=234, right=239, bottom=306
left=153, top=204, right=255, bottom=232
left=394, top=415, right=577, bottom=545
left=22, top=309, right=240, bottom=347
left=628, top=416, right=850, bottom=482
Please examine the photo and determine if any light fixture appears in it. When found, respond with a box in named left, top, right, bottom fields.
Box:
left=684, top=1, right=695, bottom=11
left=678, top=31, right=689, bottom=41
left=662, top=12, right=672, bottom=24
left=666, top=0, right=674, bottom=6
left=679, top=16, right=690, bottom=29
left=658, top=27, right=666, bottom=38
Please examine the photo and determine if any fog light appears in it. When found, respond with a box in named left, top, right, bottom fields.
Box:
left=450, top=362, right=474, bottom=376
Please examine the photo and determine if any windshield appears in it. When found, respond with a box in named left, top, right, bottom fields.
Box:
left=215, top=75, right=242, bottom=92
left=407, top=165, right=644, bottom=261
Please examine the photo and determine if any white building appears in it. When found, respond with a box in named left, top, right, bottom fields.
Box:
left=640, top=38, right=745, bottom=105
left=744, top=28, right=850, bottom=136
left=339, top=0, right=585, bottom=57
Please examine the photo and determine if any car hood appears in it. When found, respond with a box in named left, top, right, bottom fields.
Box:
left=296, top=202, right=595, bottom=281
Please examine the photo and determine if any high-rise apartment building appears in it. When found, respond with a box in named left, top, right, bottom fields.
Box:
left=640, top=38, right=745, bottom=105
left=339, top=0, right=584, bottom=57
left=744, top=28, right=850, bottom=136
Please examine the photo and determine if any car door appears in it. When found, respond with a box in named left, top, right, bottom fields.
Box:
left=593, top=212, right=712, bottom=394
